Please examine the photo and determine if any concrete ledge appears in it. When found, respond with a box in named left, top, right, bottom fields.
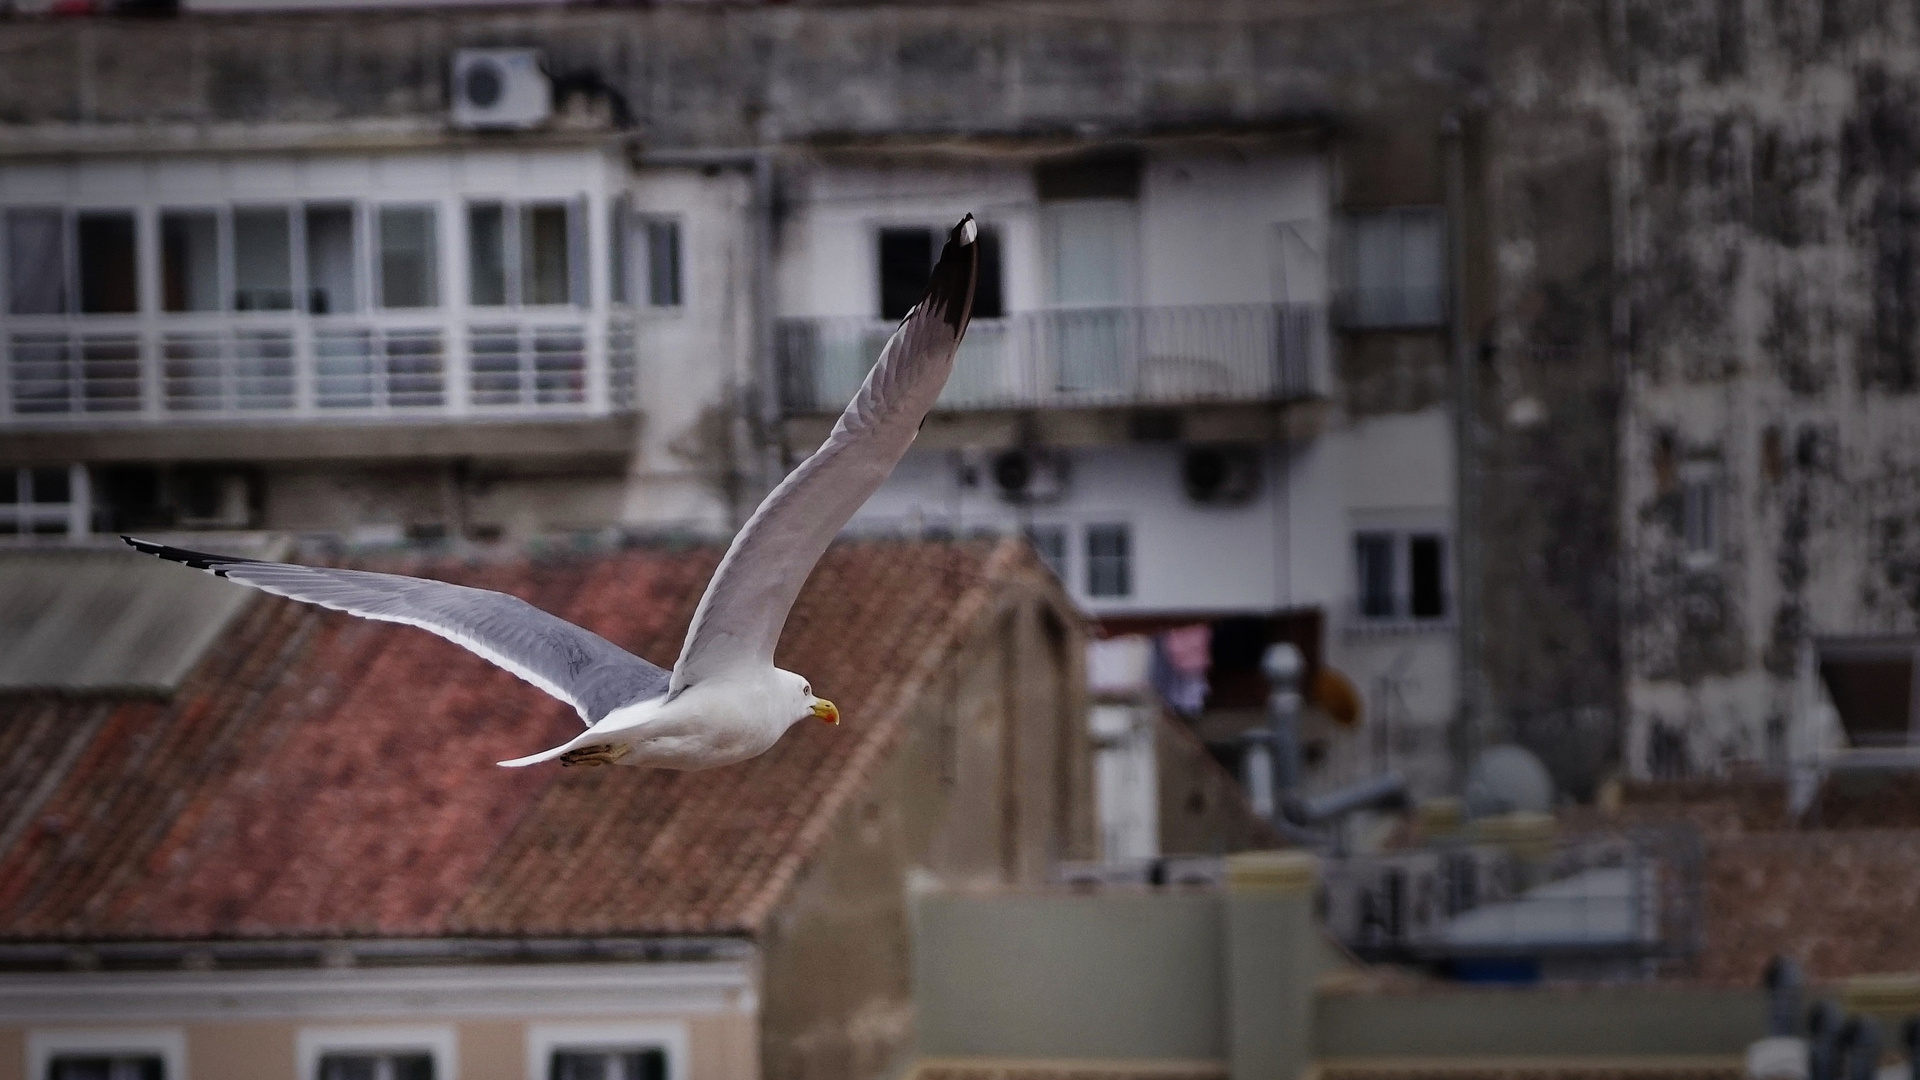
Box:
left=0, top=415, right=640, bottom=465
left=1314, top=987, right=1767, bottom=1060
left=1313, top=1055, right=1744, bottom=1080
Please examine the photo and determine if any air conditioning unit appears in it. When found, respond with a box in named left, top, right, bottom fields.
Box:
left=451, top=49, right=552, bottom=131
left=1182, top=445, right=1261, bottom=506
left=991, top=448, right=1070, bottom=505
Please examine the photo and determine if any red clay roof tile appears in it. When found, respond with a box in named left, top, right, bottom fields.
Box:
left=0, top=538, right=1028, bottom=943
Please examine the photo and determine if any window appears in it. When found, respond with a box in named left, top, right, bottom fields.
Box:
left=1025, top=523, right=1067, bottom=580
left=299, top=1027, right=453, bottom=1080
left=466, top=200, right=581, bottom=307
left=317, top=1053, right=433, bottom=1080
left=377, top=206, right=439, bottom=309
left=160, top=211, right=220, bottom=313
left=1340, top=207, right=1445, bottom=329
left=0, top=465, right=90, bottom=538
left=549, top=1050, right=667, bottom=1080
left=28, top=1030, right=183, bottom=1080
left=1355, top=532, right=1396, bottom=618
left=644, top=218, right=682, bottom=308
left=305, top=204, right=358, bottom=315
left=47, top=1057, right=163, bottom=1080
left=1681, top=463, right=1718, bottom=564
left=1086, top=523, right=1132, bottom=598
left=76, top=211, right=138, bottom=314
left=7, top=208, right=68, bottom=314
left=875, top=222, right=1003, bottom=321
left=609, top=196, right=630, bottom=304
left=233, top=207, right=294, bottom=311
left=527, top=1023, right=685, bottom=1080
left=1353, top=529, right=1450, bottom=622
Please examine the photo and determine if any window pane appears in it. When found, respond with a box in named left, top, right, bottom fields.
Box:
left=0, top=469, right=17, bottom=504
left=1399, top=211, right=1445, bottom=324
left=317, top=1055, right=378, bottom=1080
left=390, top=1054, right=434, bottom=1080
left=522, top=203, right=572, bottom=305
left=49, top=1056, right=162, bottom=1080
left=161, top=211, right=220, bottom=312
left=550, top=1052, right=610, bottom=1080
left=973, top=225, right=1005, bottom=319
left=31, top=466, right=70, bottom=503
left=233, top=208, right=293, bottom=311
left=622, top=1050, right=666, bottom=1080
left=468, top=204, right=507, bottom=306
left=306, top=205, right=358, bottom=315
left=379, top=207, right=439, bottom=309
left=609, top=196, right=629, bottom=304
left=1409, top=533, right=1446, bottom=618
left=1086, top=523, right=1132, bottom=598
left=1683, top=477, right=1717, bottom=555
left=8, top=208, right=68, bottom=315
left=646, top=219, right=681, bottom=308
left=49, top=1057, right=113, bottom=1080
left=1356, top=532, right=1397, bottom=618
left=77, top=211, right=138, bottom=314
left=877, top=227, right=933, bottom=320
left=1047, top=203, right=1130, bottom=306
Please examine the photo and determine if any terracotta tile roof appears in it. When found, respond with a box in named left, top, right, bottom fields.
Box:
left=0, top=538, right=1037, bottom=944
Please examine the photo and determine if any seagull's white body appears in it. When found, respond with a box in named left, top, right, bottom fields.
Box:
left=126, top=215, right=982, bottom=772
left=499, top=668, right=807, bottom=770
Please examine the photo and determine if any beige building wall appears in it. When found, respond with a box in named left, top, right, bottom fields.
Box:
left=1, top=1012, right=756, bottom=1080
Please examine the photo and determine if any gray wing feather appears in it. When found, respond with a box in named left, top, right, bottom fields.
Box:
left=123, top=538, right=667, bottom=725
left=669, top=215, right=979, bottom=694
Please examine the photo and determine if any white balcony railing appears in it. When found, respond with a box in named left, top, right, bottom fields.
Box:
left=1, top=312, right=639, bottom=426
left=775, top=302, right=1325, bottom=416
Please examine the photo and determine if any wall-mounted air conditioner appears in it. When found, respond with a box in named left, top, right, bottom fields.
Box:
left=1182, top=445, right=1261, bottom=506
left=451, top=49, right=552, bottom=131
left=991, top=448, right=1070, bottom=505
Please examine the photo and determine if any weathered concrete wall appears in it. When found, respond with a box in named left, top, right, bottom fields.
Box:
left=1316, top=984, right=1767, bottom=1058
left=757, top=574, right=1092, bottom=1080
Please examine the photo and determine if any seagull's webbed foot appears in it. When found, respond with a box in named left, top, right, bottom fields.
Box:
left=558, top=743, right=631, bottom=768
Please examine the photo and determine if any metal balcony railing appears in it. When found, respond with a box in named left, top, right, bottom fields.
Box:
left=1, top=312, right=639, bottom=426
left=775, top=302, right=1324, bottom=416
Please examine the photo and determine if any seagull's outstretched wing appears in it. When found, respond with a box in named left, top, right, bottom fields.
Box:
left=122, top=537, right=669, bottom=725
left=670, top=215, right=980, bottom=695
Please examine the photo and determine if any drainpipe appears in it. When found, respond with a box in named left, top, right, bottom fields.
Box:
left=1442, top=112, right=1487, bottom=778
left=1265, top=643, right=1305, bottom=800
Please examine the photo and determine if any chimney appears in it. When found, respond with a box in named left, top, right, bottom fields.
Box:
left=1224, top=850, right=1317, bottom=1080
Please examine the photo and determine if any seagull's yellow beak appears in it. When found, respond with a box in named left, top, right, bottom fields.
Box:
left=811, top=698, right=840, bottom=725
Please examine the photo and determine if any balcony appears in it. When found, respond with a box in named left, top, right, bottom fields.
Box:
left=775, top=302, right=1324, bottom=417
left=1, top=312, right=638, bottom=427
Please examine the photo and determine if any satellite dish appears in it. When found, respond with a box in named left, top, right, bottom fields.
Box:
left=1463, top=744, right=1554, bottom=818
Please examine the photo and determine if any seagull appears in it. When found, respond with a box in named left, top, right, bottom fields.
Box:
left=125, top=215, right=980, bottom=771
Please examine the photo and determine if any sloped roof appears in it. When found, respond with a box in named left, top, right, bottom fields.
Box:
left=0, top=538, right=1039, bottom=944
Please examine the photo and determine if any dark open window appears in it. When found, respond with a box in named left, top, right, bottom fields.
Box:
left=317, top=1052, right=433, bottom=1080
left=7, top=209, right=68, bottom=315
left=47, top=1056, right=164, bottom=1080
left=161, top=211, right=220, bottom=312
left=77, top=211, right=138, bottom=314
left=549, top=1049, right=666, bottom=1080
left=1355, top=533, right=1396, bottom=618
left=645, top=219, right=681, bottom=307
left=1409, top=533, right=1447, bottom=618
left=878, top=223, right=1003, bottom=321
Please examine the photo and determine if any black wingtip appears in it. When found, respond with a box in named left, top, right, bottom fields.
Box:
left=123, top=535, right=261, bottom=575
left=922, top=213, right=980, bottom=335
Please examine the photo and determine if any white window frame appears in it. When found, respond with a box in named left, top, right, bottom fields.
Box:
left=464, top=196, right=588, bottom=311
left=28, top=1028, right=185, bottom=1080
left=1336, top=206, right=1447, bottom=330
left=525, top=1022, right=688, bottom=1080
left=297, top=1026, right=456, bottom=1080
left=1348, top=512, right=1454, bottom=630
left=1, top=463, right=92, bottom=539
left=1679, top=460, right=1720, bottom=568
left=634, top=214, right=684, bottom=312
left=1084, top=521, right=1133, bottom=599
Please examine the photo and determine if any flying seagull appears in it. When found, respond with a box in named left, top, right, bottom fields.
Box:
left=126, top=215, right=980, bottom=771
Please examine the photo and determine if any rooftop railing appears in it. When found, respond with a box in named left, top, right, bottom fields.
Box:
left=775, top=302, right=1324, bottom=416
left=1, top=312, right=638, bottom=426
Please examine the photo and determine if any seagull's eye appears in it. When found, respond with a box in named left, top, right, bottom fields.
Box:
left=803, top=683, right=812, bottom=696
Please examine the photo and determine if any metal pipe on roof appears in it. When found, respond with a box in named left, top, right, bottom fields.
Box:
left=1281, top=771, right=1410, bottom=826
left=1903, top=1017, right=1918, bottom=1080
left=1809, top=1002, right=1845, bottom=1080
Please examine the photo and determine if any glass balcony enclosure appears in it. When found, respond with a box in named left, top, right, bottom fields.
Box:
left=0, top=155, right=641, bottom=427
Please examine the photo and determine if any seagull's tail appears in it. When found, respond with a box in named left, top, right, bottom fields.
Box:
left=497, top=729, right=602, bottom=768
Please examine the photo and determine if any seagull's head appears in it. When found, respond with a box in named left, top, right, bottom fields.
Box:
left=777, top=668, right=839, bottom=727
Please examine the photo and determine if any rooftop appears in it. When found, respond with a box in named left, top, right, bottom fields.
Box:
left=0, top=537, right=1035, bottom=948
